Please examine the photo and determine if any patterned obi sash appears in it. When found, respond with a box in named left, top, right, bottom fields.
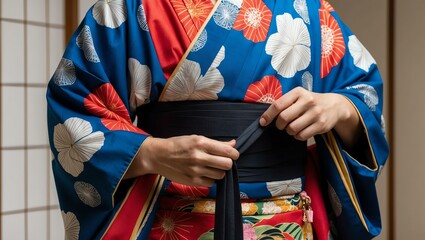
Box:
left=137, top=101, right=307, bottom=239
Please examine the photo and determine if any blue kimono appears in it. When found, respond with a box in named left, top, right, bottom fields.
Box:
left=46, top=0, right=389, bottom=239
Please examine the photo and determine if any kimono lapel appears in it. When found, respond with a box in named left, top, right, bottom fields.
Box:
left=143, top=0, right=221, bottom=80
left=160, top=0, right=247, bottom=101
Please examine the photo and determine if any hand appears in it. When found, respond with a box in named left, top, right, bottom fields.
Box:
left=259, top=87, right=360, bottom=145
left=127, top=135, right=239, bottom=187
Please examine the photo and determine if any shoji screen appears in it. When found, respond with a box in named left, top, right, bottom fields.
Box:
left=1, top=0, right=65, bottom=239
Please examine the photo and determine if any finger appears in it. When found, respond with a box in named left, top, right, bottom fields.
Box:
left=199, top=177, right=215, bottom=187
left=224, top=139, right=236, bottom=147
left=285, top=110, right=316, bottom=135
left=203, top=138, right=240, bottom=160
left=191, top=148, right=234, bottom=171
left=202, top=167, right=226, bottom=180
left=293, top=122, right=324, bottom=141
left=275, top=100, right=309, bottom=130
left=260, top=90, right=300, bottom=127
left=204, top=155, right=234, bottom=171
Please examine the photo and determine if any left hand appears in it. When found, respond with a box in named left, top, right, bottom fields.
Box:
left=259, top=87, right=355, bottom=142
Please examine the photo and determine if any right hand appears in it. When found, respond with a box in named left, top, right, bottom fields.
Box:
left=128, top=135, right=239, bottom=187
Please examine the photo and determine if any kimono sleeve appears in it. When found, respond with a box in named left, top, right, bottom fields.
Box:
left=312, top=1, right=390, bottom=239
left=46, top=1, right=157, bottom=239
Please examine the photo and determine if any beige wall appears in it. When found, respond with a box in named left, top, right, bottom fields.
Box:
left=79, top=0, right=97, bottom=21
left=394, top=1, right=425, bottom=238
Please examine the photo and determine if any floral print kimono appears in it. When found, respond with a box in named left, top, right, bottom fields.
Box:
left=46, top=0, right=389, bottom=239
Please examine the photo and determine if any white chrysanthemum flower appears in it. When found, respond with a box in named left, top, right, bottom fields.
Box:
left=62, top=211, right=80, bottom=240
left=76, top=25, right=100, bottom=63
left=163, top=47, right=225, bottom=101
left=213, top=1, right=239, bottom=30
left=92, top=0, right=127, bottom=29
left=294, top=0, right=310, bottom=24
left=347, top=84, right=378, bottom=111
left=74, top=181, right=102, bottom=207
left=54, top=58, right=76, bottom=86
left=191, top=30, right=208, bottom=52
left=261, top=202, right=281, bottom=214
left=128, top=58, right=152, bottom=111
left=266, top=13, right=311, bottom=78
left=137, top=4, right=149, bottom=31
left=54, top=117, right=105, bottom=177
left=327, top=182, right=342, bottom=217
left=266, top=178, right=303, bottom=196
left=348, top=35, right=376, bottom=72
left=302, top=71, right=313, bottom=91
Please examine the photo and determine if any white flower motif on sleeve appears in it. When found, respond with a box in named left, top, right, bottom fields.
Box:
left=266, top=13, right=311, bottom=78
left=128, top=58, right=152, bottom=111
left=294, top=0, right=310, bottom=24
left=213, top=1, right=239, bottom=30
left=54, top=117, right=105, bottom=177
left=92, top=0, right=127, bottom=29
left=61, top=211, right=80, bottom=240
left=74, top=181, right=102, bottom=208
left=348, top=35, right=376, bottom=72
left=347, top=84, right=379, bottom=111
left=54, top=58, right=76, bottom=86
left=137, top=4, right=149, bottom=31
left=302, top=71, right=313, bottom=91
left=266, top=178, right=303, bottom=196
left=162, top=47, right=226, bottom=101
left=76, top=25, right=100, bottom=63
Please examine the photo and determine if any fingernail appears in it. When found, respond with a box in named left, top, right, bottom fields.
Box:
left=259, top=118, right=266, bottom=126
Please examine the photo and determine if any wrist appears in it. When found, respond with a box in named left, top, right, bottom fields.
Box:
left=138, top=137, right=159, bottom=175
left=331, top=93, right=362, bottom=148
left=126, top=136, right=163, bottom=178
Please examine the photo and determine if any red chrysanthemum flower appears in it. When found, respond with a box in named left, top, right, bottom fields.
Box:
left=244, top=76, right=282, bottom=103
left=320, top=7, right=345, bottom=78
left=84, top=83, right=145, bottom=134
left=170, top=0, right=214, bottom=41
left=233, top=0, right=272, bottom=42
